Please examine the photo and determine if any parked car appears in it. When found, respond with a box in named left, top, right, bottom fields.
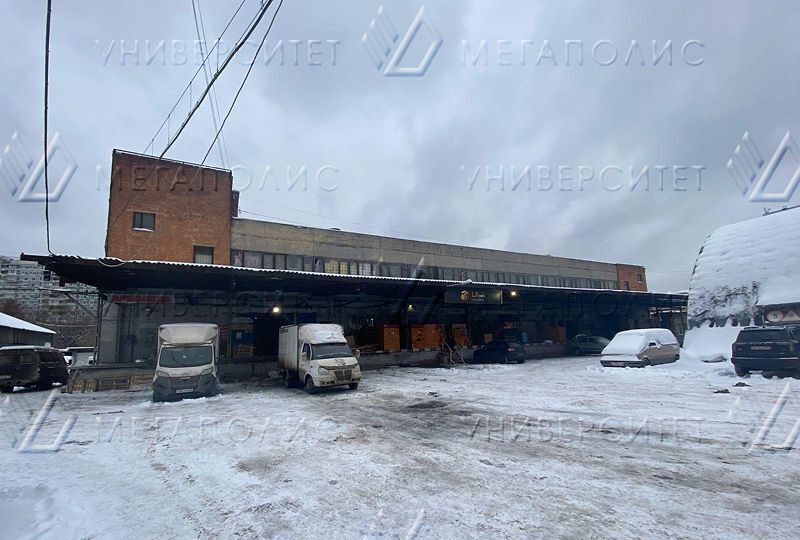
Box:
left=731, top=325, right=800, bottom=378
left=472, top=340, right=526, bottom=364
left=0, top=346, right=69, bottom=392
left=600, top=329, right=680, bottom=368
left=567, top=334, right=610, bottom=355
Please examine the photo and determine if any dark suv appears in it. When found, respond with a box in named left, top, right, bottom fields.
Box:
left=0, top=346, right=69, bottom=392
left=731, top=326, right=800, bottom=377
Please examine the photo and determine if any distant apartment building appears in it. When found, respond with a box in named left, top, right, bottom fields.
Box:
left=0, top=255, right=96, bottom=316
left=104, top=150, right=648, bottom=292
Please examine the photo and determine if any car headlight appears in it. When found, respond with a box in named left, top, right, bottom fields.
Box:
left=353, top=364, right=361, bottom=371
left=318, top=366, right=329, bottom=373
left=200, top=366, right=213, bottom=376
left=156, top=370, right=170, bottom=378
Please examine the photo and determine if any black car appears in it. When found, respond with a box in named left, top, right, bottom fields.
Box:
left=472, top=340, right=527, bottom=364
left=731, top=326, right=800, bottom=377
left=0, top=346, right=70, bottom=392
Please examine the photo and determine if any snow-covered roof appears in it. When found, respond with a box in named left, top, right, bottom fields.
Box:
left=0, top=312, right=56, bottom=334
left=688, top=207, right=800, bottom=327
left=23, top=254, right=683, bottom=297
left=684, top=207, right=800, bottom=362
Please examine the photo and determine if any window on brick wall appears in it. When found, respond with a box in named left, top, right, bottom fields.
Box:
left=624, top=280, right=631, bottom=291
left=132, top=212, right=155, bottom=231
left=193, top=246, right=214, bottom=265
left=637, top=273, right=644, bottom=283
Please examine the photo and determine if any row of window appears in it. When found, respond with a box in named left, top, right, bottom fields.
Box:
left=230, top=250, right=620, bottom=290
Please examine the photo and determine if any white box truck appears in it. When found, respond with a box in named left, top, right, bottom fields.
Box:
left=152, top=323, right=219, bottom=402
left=279, top=324, right=361, bottom=394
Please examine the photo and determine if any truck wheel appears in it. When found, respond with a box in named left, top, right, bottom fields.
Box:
left=36, top=376, right=52, bottom=391
left=641, top=358, right=650, bottom=368
left=734, top=366, right=749, bottom=377
left=348, top=383, right=359, bottom=390
left=304, top=377, right=317, bottom=395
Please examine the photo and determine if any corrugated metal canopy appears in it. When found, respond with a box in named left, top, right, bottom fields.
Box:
left=21, top=254, right=686, bottom=307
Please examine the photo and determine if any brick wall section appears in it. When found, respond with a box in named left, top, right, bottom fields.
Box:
left=105, top=150, right=233, bottom=264
left=616, top=264, right=648, bottom=292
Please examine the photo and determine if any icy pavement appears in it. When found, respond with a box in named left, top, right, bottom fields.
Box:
left=1, top=357, right=799, bottom=539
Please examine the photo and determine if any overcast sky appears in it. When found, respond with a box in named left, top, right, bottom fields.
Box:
left=1, top=0, right=798, bottom=291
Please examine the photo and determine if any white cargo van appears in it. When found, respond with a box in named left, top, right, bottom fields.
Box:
left=152, top=323, right=219, bottom=402
left=279, top=324, right=361, bottom=394
left=600, top=328, right=680, bottom=368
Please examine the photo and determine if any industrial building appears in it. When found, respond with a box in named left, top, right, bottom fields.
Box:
left=24, top=150, right=685, bottom=367
left=0, top=312, right=56, bottom=348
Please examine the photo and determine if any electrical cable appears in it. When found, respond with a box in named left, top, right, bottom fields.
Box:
left=195, top=0, right=231, bottom=166
left=43, top=0, right=53, bottom=255
left=143, top=0, right=249, bottom=155
left=199, top=0, right=284, bottom=166
left=160, top=0, right=275, bottom=159
left=191, top=0, right=227, bottom=167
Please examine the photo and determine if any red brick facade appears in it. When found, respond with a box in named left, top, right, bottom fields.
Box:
left=104, top=150, right=234, bottom=264
left=616, top=263, right=648, bottom=292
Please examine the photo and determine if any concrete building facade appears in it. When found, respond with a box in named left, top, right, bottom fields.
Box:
left=105, top=150, right=647, bottom=292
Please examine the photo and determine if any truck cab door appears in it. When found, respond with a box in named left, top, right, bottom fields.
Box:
left=299, top=343, right=311, bottom=377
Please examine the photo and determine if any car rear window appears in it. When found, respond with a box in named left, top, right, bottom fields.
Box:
left=737, top=329, right=790, bottom=342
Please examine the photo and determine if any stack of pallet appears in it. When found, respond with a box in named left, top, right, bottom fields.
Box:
left=377, top=324, right=401, bottom=352
left=411, top=324, right=442, bottom=351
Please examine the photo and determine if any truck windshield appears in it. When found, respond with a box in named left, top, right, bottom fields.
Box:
left=159, top=346, right=213, bottom=368
left=312, top=343, right=353, bottom=360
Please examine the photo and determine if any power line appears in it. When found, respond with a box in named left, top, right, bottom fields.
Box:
left=144, top=0, right=250, bottom=155
left=200, top=0, right=285, bottom=166
left=106, top=0, right=266, bottom=264
left=160, top=0, right=276, bottom=159
left=195, top=0, right=231, bottom=166
left=191, top=0, right=227, bottom=167
left=43, top=0, right=53, bottom=255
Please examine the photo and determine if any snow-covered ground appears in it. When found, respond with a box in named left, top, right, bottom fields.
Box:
left=2, top=357, right=799, bottom=539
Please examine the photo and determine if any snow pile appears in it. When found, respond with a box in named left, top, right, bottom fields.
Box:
left=684, top=207, right=800, bottom=361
